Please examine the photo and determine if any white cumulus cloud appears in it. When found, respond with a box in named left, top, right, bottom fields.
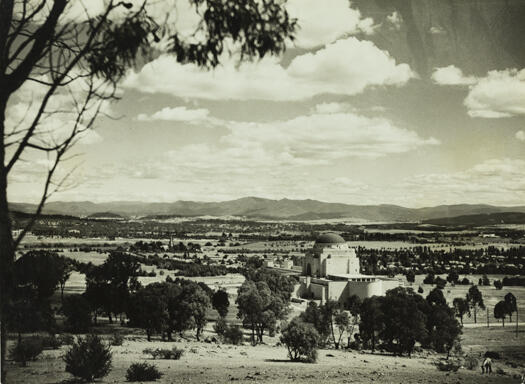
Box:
left=286, top=0, right=376, bottom=48
left=124, top=37, right=414, bottom=101
left=464, top=68, right=525, bottom=118
left=431, top=65, right=477, bottom=86
left=137, top=106, right=210, bottom=122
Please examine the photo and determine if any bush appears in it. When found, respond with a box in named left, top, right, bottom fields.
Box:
left=143, top=347, right=183, bottom=360
left=64, top=334, right=112, bottom=382
left=223, top=324, right=243, bottom=345
left=464, top=355, right=479, bottom=370
left=214, top=317, right=227, bottom=336
left=58, top=334, right=75, bottom=345
left=484, top=351, right=500, bottom=359
left=9, top=337, right=44, bottom=366
left=126, top=362, right=162, bottom=382
left=280, top=318, right=319, bottom=363
left=436, top=360, right=461, bottom=372
left=111, top=333, right=125, bottom=346
left=42, top=334, right=62, bottom=349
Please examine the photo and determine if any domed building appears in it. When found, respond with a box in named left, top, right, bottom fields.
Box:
left=298, top=233, right=403, bottom=303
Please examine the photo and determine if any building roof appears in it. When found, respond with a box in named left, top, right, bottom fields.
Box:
left=315, top=233, right=346, bottom=244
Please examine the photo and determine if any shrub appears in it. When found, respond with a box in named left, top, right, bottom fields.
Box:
left=484, top=351, right=500, bottom=359
left=143, top=347, right=183, bottom=360
left=126, top=362, right=162, bottom=382
left=214, top=317, right=227, bottom=336
left=280, top=318, right=319, bottom=363
left=436, top=360, right=461, bottom=372
left=223, top=324, right=243, bottom=345
left=58, top=334, right=75, bottom=345
left=111, top=333, right=125, bottom=346
left=9, top=337, right=44, bottom=366
left=42, top=334, right=62, bottom=350
left=64, top=334, right=112, bottom=382
left=464, top=355, right=479, bottom=370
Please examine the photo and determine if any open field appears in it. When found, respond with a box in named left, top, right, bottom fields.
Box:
left=412, top=275, right=525, bottom=325
left=6, top=325, right=525, bottom=384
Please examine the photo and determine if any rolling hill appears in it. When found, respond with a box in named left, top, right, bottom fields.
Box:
left=9, top=197, right=525, bottom=222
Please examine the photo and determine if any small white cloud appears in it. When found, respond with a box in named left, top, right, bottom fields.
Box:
left=386, top=11, right=402, bottom=30
left=286, top=0, right=376, bottom=49
left=137, top=106, right=210, bottom=122
left=314, top=102, right=353, bottom=114
left=429, top=26, right=446, bottom=35
left=465, top=68, right=525, bottom=118
left=516, top=130, right=525, bottom=142
left=431, top=65, right=477, bottom=86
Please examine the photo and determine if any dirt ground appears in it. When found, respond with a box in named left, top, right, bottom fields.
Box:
left=6, top=325, right=525, bottom=384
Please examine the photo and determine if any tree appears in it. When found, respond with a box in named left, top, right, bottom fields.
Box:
left=62, top=294, right=92, bottom=333
left=359, top=297, right=384, bottom=353
left=85, top=252, right=141, bottom=323
left=380, top=288, right=427, bottom=356
left=333, top=310, right=350, bottom=349
left=14, top=251, right=63, bottom=300
left=466, top=286, right=485, bottom=324
left=423, top=273, right=435, bottom=285
left=127, top=285, right=169, bottom=341
left=504, top=292, right=517, bottom=321
left=236, top=280, right=287, bottom=344
left=405, top=270, right=415, bottom=283
left=446, top=271, right=459, bottom=284
left=494, top=280, right=503, bottom=290
left=427, top=288, right=447, bottom=307
left=452, top=297, right=470, bottom=325
left=300, top=301, right=330, bottom=345
left=344, top=295, right=361, bottom=343
left=56, top=256, right=73, bottom=305
left=427, top=304, right=462, bottom=358
left=64, top=334, right=112, bottom=382
left=212, top=289, right=229, bottom=318
left=280, top=318, right=319, bottom=363
left=494, top=300, right=507, bottom=327
left=0, top=1, right=297, bottom=381
left=321, top=300, right=343, bottom=349
left=479, top=274, right=490, bottom=286
left=435, top=276, right=447, bottom=289
left=176, top=283, right=211, bottom=340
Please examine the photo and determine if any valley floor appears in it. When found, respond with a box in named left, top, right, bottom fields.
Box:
left=7, top=326, right=525, bottom=384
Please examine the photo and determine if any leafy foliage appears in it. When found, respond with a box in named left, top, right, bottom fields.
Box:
left=9, top=337, right=44, bottom=366
left=62, top=294, right=92, bottom=333
left=466, top=285, right=485, bottom=323
left=143, top=347, right=183, bottom=360
left=280, top=318, right=319, bottom=363
left=64, top=334, right=112, bottom=382
left=126, top=362, right=162, bottom=382
left=212, top=289, right=230, bottom=318
left=236, top=279, right=288, bottom=344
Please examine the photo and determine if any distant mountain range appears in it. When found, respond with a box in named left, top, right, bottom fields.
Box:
left=423, top=212, right=525, bottom=226
left=9, top=197, right=525, bottom=222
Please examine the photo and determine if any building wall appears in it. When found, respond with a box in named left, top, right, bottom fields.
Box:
left=310, top=283, right=326, bottom=301
left=324, top=256, right=351, bottom=276
left=381, top=278, right=404, bottom=293
left=346, top=280, right=384, bottom=300
left=326, top=281, right=348, bottom=301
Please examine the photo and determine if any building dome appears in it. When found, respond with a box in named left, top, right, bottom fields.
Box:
left=315, top=233, right=346, bottom=244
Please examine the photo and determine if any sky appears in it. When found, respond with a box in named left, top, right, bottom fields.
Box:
left=6, top=0, right=525, bottom=207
